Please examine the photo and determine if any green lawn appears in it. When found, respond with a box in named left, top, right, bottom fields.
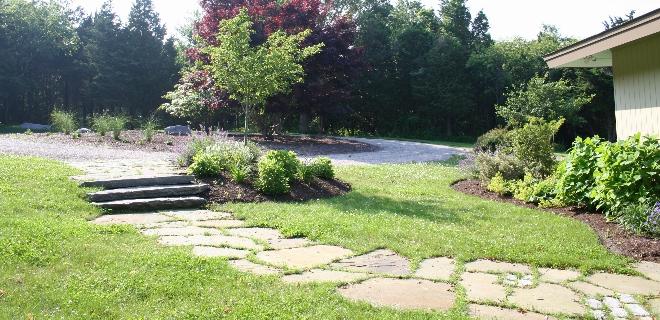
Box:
left=0, top=155, right=631, bottom=319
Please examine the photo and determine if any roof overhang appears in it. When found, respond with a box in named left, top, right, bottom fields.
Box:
left=545, top=8, right=660, bottom=68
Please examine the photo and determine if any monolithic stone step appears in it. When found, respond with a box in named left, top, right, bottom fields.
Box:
left=80, top=175, right=195, bottom=189
left=87, top=184, right=209, bottom=202
left=93, top=196, right=207, bottom=212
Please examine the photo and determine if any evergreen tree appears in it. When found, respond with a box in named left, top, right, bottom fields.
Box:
left=471, top=10, right=493, bottom=50
left=439, top=0, right=472, bottom=48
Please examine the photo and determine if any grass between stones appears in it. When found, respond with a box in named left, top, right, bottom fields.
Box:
left=219, top=163, right=630, bottom=272
left=0, top=155, right=466, bottom=319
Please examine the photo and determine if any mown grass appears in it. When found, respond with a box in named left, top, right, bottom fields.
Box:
left=0, top=155, right=470, bottom=319
left=219, top=163, right=630, bottom=272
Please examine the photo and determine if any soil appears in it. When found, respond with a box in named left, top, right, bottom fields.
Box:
left=17, top=131, right=378, bottom=156
left=452, top=179, right=660, bottom=262
left=202, top=172, right=351, bottom=203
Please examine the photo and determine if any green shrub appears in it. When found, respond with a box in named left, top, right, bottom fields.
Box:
left=486, top=173, right=509, bottom=196
left=141, top=118, right=158, bottom=142
left=509, top=118, right=563, bottom=178
left=179, top=138, right=215, bottom=167
left=297, top=163, right=316, bottom=183
left=188, top=152, right=222, bottom=177
left=50, top=109, right=77, bottom=134
left=228, top=163, right=251, bottom=183
left=257, top=150, right=301, bottom=195
left=555, top=136, right=602, bottom=207
left=205, top=140, right=261, bottom=171
left=475, top=128, right=510, bottom=153
left=93, top=114, right=127, bottom=139
left=474, top=151, right=525, bottom=182
left=511, top=173, right=537, bottom=202
left=308, top=157, right=334, bottom=179
left=618, top=202, right=659, bottom=237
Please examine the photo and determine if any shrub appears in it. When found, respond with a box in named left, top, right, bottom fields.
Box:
left=257, top=150, right=301, bottom=195
left=141, top=118, right=158, bottom=142
left=179, top=138, right=215, bottom=167
left=487, top=173, right=509, bottom=196
left=475, top=128, right=510, bottom=153
left=618, top=202, right=659, bottom=237
left=205, top=140, right=261, bottom=171
left=509, top=118, right=564, bottom=178
left=297, top=163, right=316, bottom=183
left=228, top=163, right=251, bottom=183
left=308, top=157, right=334, bottom=179
left=474, top=151, right=525, bottom=182
left=555, top=136, right=602, bottom=207
left=50, top=109, right=77, bottom=134
left=188, top=152, right=222, bottom=177
left=93, top=114, right=127, bottom=139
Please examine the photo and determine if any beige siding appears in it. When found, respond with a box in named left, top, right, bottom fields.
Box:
left=612, top=33, right=660, bottom=140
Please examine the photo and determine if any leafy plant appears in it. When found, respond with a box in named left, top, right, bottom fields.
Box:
left=555, top=136, right=602, bottom=207
left=179, top=138, right=215, bottom=167
left=205, top=140, right=261, bottom=171
left=308, top=157, right=334, bottom=179
left=475, top=128, right=510, bottom=153
left=509, top=117, right=563, bottom=178
left=228, top=163, right=251, bottom=183
left=50, top=109, right=77, bottom=134
left=188, top=152, right=222, bottom=177
left=474, top=151, right=525, bottom=182
left=486, top=173, right=509, bottom=196
left=141, top=117, right=158, bottom=142
left=93, top=114, right=127, bottom=139
left=256, top=150, right=301, bottom=195
left=297, top=163, right=316, bottom=183
left=618, top=202, right=659, bottom=237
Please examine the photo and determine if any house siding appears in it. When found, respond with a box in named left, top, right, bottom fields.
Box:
left=612, top=33, right=660, bottom=140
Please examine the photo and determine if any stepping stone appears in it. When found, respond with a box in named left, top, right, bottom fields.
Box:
left=158, top=235, right=264, bottom=251
left=337, top=278, right=455, bottom=311
left=229, top=259, right=280, bottom=275
left=464, top=259, right=531, bottom=274
left=267, top=238, right=312, bottom=250
left=256, top=245, right=353, bottom=269
left=192, top=246, right=248, bottom=259
left=468, top=304, right=556, bottom=320
left=619, top=293, right=636, bottom=304
left=88, top=184, right=209, bottom=202
left=538, top=268, right=581, bottom=283
left=460, top=272, right=506, bottom=303
left=587, top=273, right=660, bottom=295
left=193, top=219, right=246, bottom=229
left=93, top=196, right=206, bottom=211
left=634, top=261, right=660, bottom=282
left=414, top=257, right=455, bottom=281
left=330, top=249, right=410, bottom=276
left=567, top=281, right=614, bottom=296
left=164, top=210, right=233, bottom=221
left=648, top=298, right=660, bottom=316
left=92, top=213, right=174, bottom=225
left=282, top=269, right=370, bottom=284
left=586, top=298, right=603, bottom=309
left=80, top=175, right=194, bottom=189
left=228, top=228, right=283, bottom=241
left=142, top=221, right=190, bottom=229
left=142, top=226, right=222, bottom=236
left=509, top=283, right=586, bottom=316
left=626, top=303, right=650, bottom=317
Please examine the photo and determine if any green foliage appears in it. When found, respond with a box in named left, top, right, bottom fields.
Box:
left=257, top=150, right=301, bottom=195
left=297, top=163, right=316, bottom=184
left=141, top=118, right=158, bottom=142
left=188, top=152, right=222, bottom=177
left=617, top=202, right=659, bottom=238
left=179, top=138, right=215, bottom=167
left=486, top=172, right=509, bottom=196
left=496, top=74, right=593, bottom=127
left=474, top=151, right=524, bottom=182
left=92, top=114, right=127, bottom=139
left=308, top=157, right=335, bottom=179
left=50, top=109, right=77, bottom=134
left=186, top=140, right=261, bottom=179
left=205, top=140, right=261, bottom=171
left=474, top=128, right=510, bottom=153
left=228, top=163, right=251, bottom=183
left=555, top=136, right=603, bottom=207
left=509, top=118, right=564, bottom=178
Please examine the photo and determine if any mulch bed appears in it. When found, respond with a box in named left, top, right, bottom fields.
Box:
left=453, top=179, right=660, bottom=262
left=202, top=172, right=351, bottom=203
left=18, top=131, right=378, bottom=156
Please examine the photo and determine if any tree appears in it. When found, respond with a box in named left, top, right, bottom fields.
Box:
left=440, top=0, right=472, bottom=48
left=203, top=9, right=323, bottom=143
left=603, top=10, right=635, bottom=29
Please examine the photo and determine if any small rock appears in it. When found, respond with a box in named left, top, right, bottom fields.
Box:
left=506, top=274, right=517, bottom=281
left=618, top=293, right=636, bottom=304
left=521, top=275, right=533, bottom=281
left=625, top=304, right=650, bottom=317
left=609, top=307, right=628, bottom=318
left=603, top=296, right=621, bottom=310
left=517, top=279, right=533, bottom=287
left=586, top=298, right=603, bottom=310
left=164, top=125, right=192, bottom=136
left=591, top=310, right=606, bottom=320
left=77, top=128, right=92, bottom=134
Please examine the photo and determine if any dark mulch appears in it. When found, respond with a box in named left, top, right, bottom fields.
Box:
left=202, top=172, right=351, bottom=203
left=18, top=131, right=378, bottom=156
left=452, top=179, right=660, bottom=262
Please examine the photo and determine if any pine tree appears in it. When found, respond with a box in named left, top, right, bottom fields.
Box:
left=439, top=0, right=472, bottom=48
left=471, top=10, right=493, bottom=51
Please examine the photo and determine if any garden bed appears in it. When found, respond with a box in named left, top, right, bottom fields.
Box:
left=15, top=131, right=378, bottom=156
left=202, top=172, right=351, bottom=203
left=453, top=179, right=660, bottom=262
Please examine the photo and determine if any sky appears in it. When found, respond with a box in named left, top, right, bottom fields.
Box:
left=69, top=0, right=659, bottom=40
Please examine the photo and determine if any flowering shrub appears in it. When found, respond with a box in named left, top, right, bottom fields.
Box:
left=618, top=202, right=660, bottom=237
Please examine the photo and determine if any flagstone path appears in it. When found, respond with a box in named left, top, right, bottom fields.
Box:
left=93, top=209, right=660, bottom=319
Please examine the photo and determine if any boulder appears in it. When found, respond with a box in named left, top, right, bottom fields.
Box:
left=77, top=128, right=92, bottom=134
left=20, top=123, right=51, bottom=131
left=164, top=125, right=191, bottom=136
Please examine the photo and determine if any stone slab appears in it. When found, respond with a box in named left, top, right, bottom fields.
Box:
left=567, top=281, right=614, bottom=296
left=509, top=283, right=586, bottom=316
left=228, top=228, right=283, bottom=241
left=229, top=259, right=280, bottom=275
left=587, top=273, right=660, bottom=295
left=92, top=213, right=174, bottom=225
left=337, top=278, right=455, bottom=311
left=193, top=220, right=246, bottom=229
left=142, top=226, right=222, bottom=236
left=460, top=272, right=506, bottom=303
left=192, top=246, right=249, bottom=259
left=158, top=235, right=264, bottom=251
left=256, top=245, right=353, bottom=269
left=538, top=268, right=581, bottom=283
left=282, top=269, right=370, bottom=284
left=164, top=210, right=233, bottom=221
left=414, top=257, right=455, bottom=281
left=464, top=259, right=531, bottom=274
left=634, top=261, right=660, bottom=282
left=649, top=298, right=660, bottom=317
left=468, top=304, right=556, bottom=320
left=330, top=249, right=410, bottom=276
left=267, top=238, right=312, bottom=250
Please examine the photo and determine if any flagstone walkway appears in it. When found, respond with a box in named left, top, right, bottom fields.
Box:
left=93, top=209, right=660, bottom=320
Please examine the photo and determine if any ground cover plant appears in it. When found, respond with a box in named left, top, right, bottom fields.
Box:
left=0, top=155, right=472, bottom=319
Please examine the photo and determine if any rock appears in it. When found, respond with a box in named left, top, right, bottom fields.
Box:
left=92, top=213, right=174, bottom=226
left=77, top=128, right=92, bottom=134
left=256, top=245, right=353, bottom=269
left=228, top=227, right=283, bottom=241
left=609, top=307, right=628, bottom=318
left=193, top=220, right=246, bottom=229
left=464, top=259, right=531, bottom=274
left=158, top=235, right=264, bottom=251
left=460, top=272, right=506, bottom=303
left=591, top=310, right=606, bottom=320
left=282, top=269, right=369, bottom=284
left=649, top=298, right=660, bottom=316
left=330, top=249, right=411, bottom=276
left=164, top=210, right=233, bottom=221
left=164, top=125, right=191, bottom=136
left=567, top=281, right=614, bottom=296
left=586, top=298, right=603, bottom=310
left=141, top=226, right=222, bottom=236
left=19, top=123, right=51, bottom=131
left=414, top=257, right=455, bottom=281
left=603, top=296, right=622, bottom=310
left=228, top=259, right=280, bottom=275
left=618, top=293, right=636, bottom=304
left=468, top=304, right=555, bottom=320
left=634, top=261, right=660, bottom=282
left=192, top=246, right=248, bottom=259
left=337, top=278, right=455, bottom=311
left=538, top=268, right=581, bottom=283
left=267, top=238, right=312, bottom=250
left=587, top=273, right=660, bottom=295
left=626, top=304, right=650, bottom=317
left=509, top=283, right=586, bottom=316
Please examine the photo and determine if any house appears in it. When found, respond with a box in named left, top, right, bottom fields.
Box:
left=544, top=8, right=660, bottom=140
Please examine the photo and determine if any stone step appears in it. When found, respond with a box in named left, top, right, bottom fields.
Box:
left=80, top=175, right=195, bottom=189
left=93, top=196, right=207, bottom=212
left=87, top=184, right=209, bottom=202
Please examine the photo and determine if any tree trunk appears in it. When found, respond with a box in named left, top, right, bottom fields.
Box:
left=298, top=112, right=310, bottom=133
left=243, top=104, right=249, bottom=145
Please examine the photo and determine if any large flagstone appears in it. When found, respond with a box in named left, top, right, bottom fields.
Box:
left=330, top=249, right=410, bottom=276
left=337, top=278, right=455, bottom=311
left=256, top=245, right=353, bottom=269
